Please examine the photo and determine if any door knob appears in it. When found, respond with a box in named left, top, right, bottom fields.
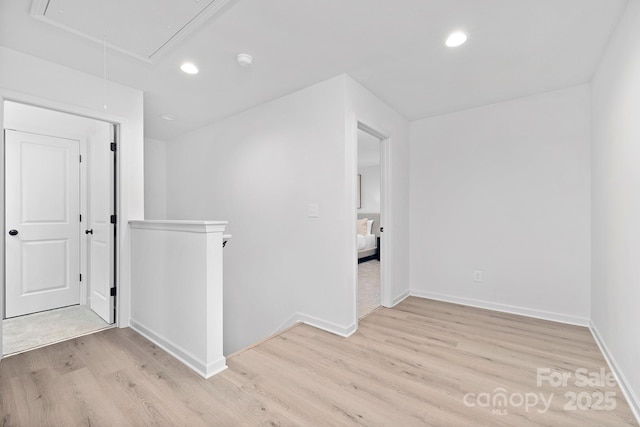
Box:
left=380, top=227, right=384, bottom=233
left=85, top=229, right=93, bottom=235
left=8, top=229, right=18, bottom=236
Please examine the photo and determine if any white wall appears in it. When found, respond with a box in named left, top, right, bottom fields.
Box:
left=144, top=138, right=167, bottom=219
left=591, top=0, right=640, bottom=417
left=164, top=74, right=410, bottom=354
left=345, top=76, right=411, bottom=306
left=0, top=46, right=144, bottom=342
left=166, top=76, right=351, bottom=354
left=358, top=165, right=380, bottom=213
left=130, top=220, right=227, bottom=378
left=410, top=85, right=591, bottom=324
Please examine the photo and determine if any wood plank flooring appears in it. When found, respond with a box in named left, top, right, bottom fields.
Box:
left=1, top=297, right=637, bottom=426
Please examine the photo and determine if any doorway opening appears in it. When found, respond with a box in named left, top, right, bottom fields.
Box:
left=356, top=125, right=385, bottom=319
left=2, top=101, right=117, bottom=356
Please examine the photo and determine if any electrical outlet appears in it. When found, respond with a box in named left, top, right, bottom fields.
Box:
left=474, top=270, right=483, bottom=283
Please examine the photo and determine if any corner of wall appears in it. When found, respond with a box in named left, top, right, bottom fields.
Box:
left=272, top=311, right=357, bottom=339
left=590, top=320, right=640, bottom=423
left=143, top=137, right=168, bottom=220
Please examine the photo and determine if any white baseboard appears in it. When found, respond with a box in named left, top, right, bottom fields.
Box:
left=130, top=319, right=227, bottom=379
left=298, top=313, right=357, bottom=337
left=409, top=290, right=590, bottom=327
left=391, top=290, right=410, bottom=306
left=589, top=321, right=640, bottom=424
left=273, top=312, right=306, bottom=334
left=273, top=312, right=356, bottom=338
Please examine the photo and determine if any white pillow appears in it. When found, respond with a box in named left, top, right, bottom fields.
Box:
left=357, top=218, right=368, bottom=235
left=367, top=220, right=374, bottom=235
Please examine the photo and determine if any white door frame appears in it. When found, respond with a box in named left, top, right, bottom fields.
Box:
left=0, top=90, right=124, bottom=359
left=352, top=120, right=393, bottom=329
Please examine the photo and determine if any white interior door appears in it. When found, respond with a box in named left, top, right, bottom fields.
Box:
left=87, top=123, right=115, bottom=324
left=5, top=130, right=80, bottom=318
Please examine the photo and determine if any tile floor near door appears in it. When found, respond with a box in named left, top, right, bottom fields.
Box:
left=2, top=305, right=111, bottom=356
left=359, top=259, right=381, bottom=318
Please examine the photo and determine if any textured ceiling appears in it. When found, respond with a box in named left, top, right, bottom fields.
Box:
left=0, top=0, right=629, bottom=140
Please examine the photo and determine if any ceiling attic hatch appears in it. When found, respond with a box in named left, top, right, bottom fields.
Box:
left=30, top=0, right=232, bottom=63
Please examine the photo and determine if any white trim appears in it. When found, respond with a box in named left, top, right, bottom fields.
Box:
left=379, top=137, right=393, bottom=308
left=0, top=87, right=132, bottom=338
left=0, top=88, right=125, bottom=124
left=129, top=220, right=228, bottom=234
left=273, top=312, right=357, bottom=338
left=352, top=120, right=393, bottom=336
left=409, top=290, right=590, bottom=326
left=589, top=321, right=640, bottom=424
left=30, top=0, right=234, bottom=63
left=348, top=115, right=360, bottom=331
left=272, top=312, right=305, bottom=334
left=0, top=98, right=5, bottom=358
left=297, top=313, right=357, bottom=337
left=79, top=137, right=88, bottom=305
left=357, top=121, right=393, bottom=309
left=130, top=319, right=227, bottom=379
left=392, top=290, right=410, bottom=306
left=147, top=0, right=235, bottom=62
left=29, top=0, right=48, bottom=16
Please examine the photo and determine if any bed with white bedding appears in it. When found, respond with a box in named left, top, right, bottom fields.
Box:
left=357, top=213, right=380, bottom=263
left=357, top=233, right=377, bottom=252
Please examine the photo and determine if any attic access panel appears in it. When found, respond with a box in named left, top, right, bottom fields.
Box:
left=31, top=0, right=232, bottom=63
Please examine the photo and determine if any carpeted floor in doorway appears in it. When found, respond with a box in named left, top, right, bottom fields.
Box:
left=359, top=259, right=381, bottom=318
left=3, top=305, right=111, bottom=356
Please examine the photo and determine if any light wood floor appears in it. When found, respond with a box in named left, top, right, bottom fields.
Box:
left=0, top=297, right=636, bottom=426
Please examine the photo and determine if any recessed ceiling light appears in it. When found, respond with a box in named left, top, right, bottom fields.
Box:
left=446, top=31, right=468, bottom=48
left=180, top=62, right=199, bottom=74
left=160, top=114, right=176, bottom=121
left=236, top=53, right=253, bottom=67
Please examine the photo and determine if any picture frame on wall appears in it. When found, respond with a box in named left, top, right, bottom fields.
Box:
left=357, top=174, right=362, bottom=209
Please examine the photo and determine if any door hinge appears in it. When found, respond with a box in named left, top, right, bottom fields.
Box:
left=80, top=273, right=82, bottom=282
left=110, top=142, right=117, bottom=152
left=110, top=215, right=117, bottom=224
left=110, top=287, right=117, bottom=297
left=80, top=214, right=82, bottom=222
left=79, top=154, right=82, bottom=162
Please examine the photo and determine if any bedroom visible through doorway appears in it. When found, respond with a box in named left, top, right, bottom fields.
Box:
left=357, top=128, right=382, bottom=318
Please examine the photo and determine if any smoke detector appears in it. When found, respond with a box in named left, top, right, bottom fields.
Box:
left=236, top=53, right=253, bottom=67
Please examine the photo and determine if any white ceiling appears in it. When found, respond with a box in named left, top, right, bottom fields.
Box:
left=32, top=0, right=231, bottom=62
left=0, top=0, right=629, bottom=141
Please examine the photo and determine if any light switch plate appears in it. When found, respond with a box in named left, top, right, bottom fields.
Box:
left=307, top=204, right=319, bottom=218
